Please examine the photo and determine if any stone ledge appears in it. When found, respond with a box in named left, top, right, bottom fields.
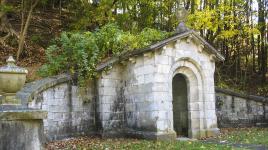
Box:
left=215, top=87, right=268, bottom=103
left=0, top=109, right=47, bottom=120
left=17, top=74, right=71, bottom=106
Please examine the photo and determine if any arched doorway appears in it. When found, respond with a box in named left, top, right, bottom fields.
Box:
left=172, top=74, right=189, bottom=137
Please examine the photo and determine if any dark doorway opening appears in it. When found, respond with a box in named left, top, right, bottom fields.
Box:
left=172, top=74, right=189, bottom=137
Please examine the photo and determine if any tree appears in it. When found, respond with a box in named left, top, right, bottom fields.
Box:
left=1, top=0, right=267, bottom=95
left=17, top=0, right=40, bottom=60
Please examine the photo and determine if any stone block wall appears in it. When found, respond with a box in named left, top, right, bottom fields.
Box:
left=97, top=65, right=125, bottom=135
left=123, top=55, right=160, bottom=136
left=18, top=75, right=96, bottom=141
left=215, top=88, right=268, bottom=128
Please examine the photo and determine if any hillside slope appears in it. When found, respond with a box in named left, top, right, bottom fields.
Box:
left=0, top=9, right=70, bottom=81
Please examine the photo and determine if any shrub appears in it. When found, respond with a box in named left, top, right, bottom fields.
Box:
left=39, top=23, right=171, bottom=85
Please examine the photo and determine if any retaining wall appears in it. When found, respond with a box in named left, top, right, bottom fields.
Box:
left=17, top=74, right=96, bottom=141
left=215, top=87, right=268, bottom=128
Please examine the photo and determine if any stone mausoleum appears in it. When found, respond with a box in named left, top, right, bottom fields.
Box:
left=1, top=24, right=230, bottom=149
left=94, top=25, right=225, bottom=139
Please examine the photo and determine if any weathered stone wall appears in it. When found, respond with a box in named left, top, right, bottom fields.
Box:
left=215, top=88, right=268, bottom=128
left=18, top=75, right=96, bottom=141
left=97, top=65, right=125, bottom=136
left=123, top=54, right=160, bottom=137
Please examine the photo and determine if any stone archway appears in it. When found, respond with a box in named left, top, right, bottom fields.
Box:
left=172, top=73, right=189, bottom=137
left=168, top=58, right=204, bottom=138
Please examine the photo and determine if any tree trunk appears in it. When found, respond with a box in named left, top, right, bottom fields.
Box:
left=16, top=0, right=39, bottom=60
left=257, top=0, right=266, bottom=82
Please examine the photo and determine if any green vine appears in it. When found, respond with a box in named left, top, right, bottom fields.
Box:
left=39, top=23, right=171, bottom=86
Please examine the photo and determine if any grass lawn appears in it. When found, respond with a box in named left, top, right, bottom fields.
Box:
left=46, top=137, right=234, bottom=150
left=216, top=128, right=268, bottom=146
left=46, top=128, right=268, bottom=150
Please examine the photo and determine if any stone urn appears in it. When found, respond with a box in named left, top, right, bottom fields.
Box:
left=0, top=56, right=28, bottom=105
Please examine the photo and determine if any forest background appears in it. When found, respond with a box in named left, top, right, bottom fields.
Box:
left=0, top=0, right=267, bottom=96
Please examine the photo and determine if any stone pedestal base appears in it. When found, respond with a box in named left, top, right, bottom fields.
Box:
left=0, top=110, right=47, bottom=150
